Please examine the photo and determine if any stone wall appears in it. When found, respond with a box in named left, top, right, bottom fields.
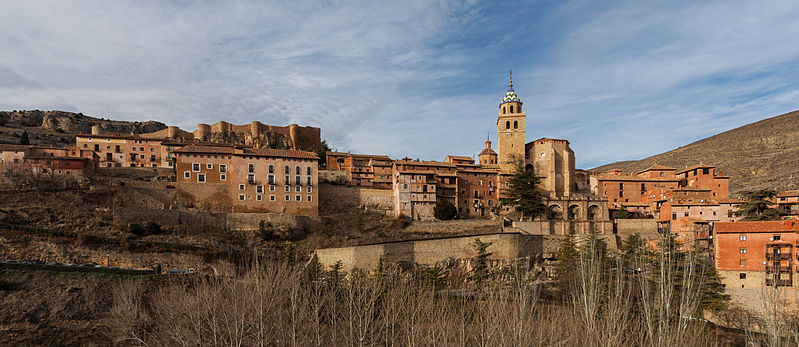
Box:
left=319, top=170, right=350, bottom=185
left=315, top=233, right=562, bottom=273
left=112, top=207, right=319, bottom=232
left=616, top=219, right=659, bottom=235
left=512, top=220, right=615, bottom=236
left=319, top=184, right=394, bottom=214
left=402, top=219, right=502, bottom=234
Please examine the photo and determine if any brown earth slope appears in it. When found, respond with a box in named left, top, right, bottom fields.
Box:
left=593, top=110, right=799, bottom=194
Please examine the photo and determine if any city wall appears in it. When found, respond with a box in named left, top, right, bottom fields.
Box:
left=112, top=207, right=320, bottom=233
left=315, top=233, right=563, bottom=273
left=319, top=184, right=394, bottom=214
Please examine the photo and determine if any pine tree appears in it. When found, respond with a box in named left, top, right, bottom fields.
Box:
left=470, top=238, right=493, bottom=285
left=553, top=228, right=579, bottom=291
left=19, top=131, right=30, bottom=145
left=499, top=159, right=545, bottom=220
left=305, top=253, right=326, bottom=283
left=734, top=189, right=785, bottom=221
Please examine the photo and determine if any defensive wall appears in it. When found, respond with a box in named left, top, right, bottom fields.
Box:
left=192, top=121, right=321, bottom=150
left=112, top=207, right=320, bottom=233
left=314, top=233, right=563, bottom=273
left=319, top=184, right=393, bottom=214
left=403, top=219, right=502, bottom=234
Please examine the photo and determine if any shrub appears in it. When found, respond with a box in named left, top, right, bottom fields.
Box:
left=434, top=200, right=457, bottom=220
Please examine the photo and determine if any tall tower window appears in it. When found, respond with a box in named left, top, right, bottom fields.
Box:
left=510, top=105, right=514, bottom=113
left=514, top=121, right=518, bottom=129
left=502, top=106, right=506, bottom=114
left=506, top=121, right=510, bottom=129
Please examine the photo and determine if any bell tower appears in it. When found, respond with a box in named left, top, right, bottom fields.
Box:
left=496, top=70, right=526, bottom=172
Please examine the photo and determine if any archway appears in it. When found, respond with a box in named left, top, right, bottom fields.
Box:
left=548, top=204, right=563, bottom=220
left=568, top=205, right=580, bottom=220
left=587, top=205, right=600, bottom=220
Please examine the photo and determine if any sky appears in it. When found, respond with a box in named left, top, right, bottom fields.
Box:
left=2, top=0, right=799, bottom=168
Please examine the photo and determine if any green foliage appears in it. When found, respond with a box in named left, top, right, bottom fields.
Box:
left=433, top=199, right=457, bottom=220
left=259, top=220, right=274, bottom=240
left=420, top=264, right=448, bottom=290
left=616, top=208, right=632, bottom=219
left=19, top=131, right=30, bottom=145
left=734, top=189, right=785, bottom=221
left=620, top=233, right=646, bottom=268
left=354, top=214, right=365, bottom=232
left=305, top=254, right=326, bottom=283
left=553, top=228, right=579, bottom=291
left=329, top=261, right=343, bottom=287
left=310, top=140, right=332, bottom=166
left=499, top=160, right=545, bottom=219
left=470, top=238, right=493, bottom=284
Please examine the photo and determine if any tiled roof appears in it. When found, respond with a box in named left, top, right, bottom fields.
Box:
left=244, top=148, right=319, bottom=160
left=676, top=164, right=717, bottom=174
left=715, top=220, right=799, bottom=233
left=636, top=164, right=676, bottom=174
left=777, top=190, right=799, bottom=197
left=592, top=174, right=681, bottom=182
left=394, top=160, right=457, bottom=168
left=174, top=144, right=235, bottom=154
left=478, top=147, right=497, bottom=156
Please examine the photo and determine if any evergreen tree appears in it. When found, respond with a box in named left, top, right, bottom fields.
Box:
left=19, top=131, right=30, bottom=145
left=282, top=241, right=297, bottom=266
left=420, top=264, right=448, bottom=290
left=470, top=238, right=493, bottom=285
left=621, top=233, right=646, bottom=269
left=734, top=189, right=785, bottom=221
left=616, top=207, right=632, bottom=219
left=305, top=253, right=326, bottom=283
left=433, top=200, right=457, bottom=220
left=499, top=159, right=545, bottom=219
left=553, top=228, right=579, bottom=291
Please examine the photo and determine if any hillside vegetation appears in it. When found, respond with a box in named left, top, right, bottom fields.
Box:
left=594, top=110, right=799, bottom=194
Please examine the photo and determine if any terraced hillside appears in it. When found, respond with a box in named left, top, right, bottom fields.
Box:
left=593, top=110, right=799, bottom=194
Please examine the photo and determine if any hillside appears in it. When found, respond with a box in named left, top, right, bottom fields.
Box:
left=0, top=110, right=167, bottom=146
left=593, top=110, right=799, bottom=194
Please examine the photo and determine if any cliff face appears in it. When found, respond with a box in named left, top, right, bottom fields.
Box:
left=593, top=110, right=799, bottom=194
left=1, top=110, right=166, bottom=134
left=0, top=110, right=168, bottom=146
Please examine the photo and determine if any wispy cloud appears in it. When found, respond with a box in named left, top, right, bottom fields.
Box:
left=1, top=1, right=799, bottom=168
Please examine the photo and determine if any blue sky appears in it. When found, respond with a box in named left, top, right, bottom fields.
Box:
left=2, top=1, right=799, bottom=168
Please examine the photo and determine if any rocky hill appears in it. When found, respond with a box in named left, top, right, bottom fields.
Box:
left=0, top=110, right=167, bottom=146
left=593, top=109, right=799, bottom=194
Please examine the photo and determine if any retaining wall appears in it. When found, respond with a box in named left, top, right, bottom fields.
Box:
left=112, top=207, right=319, bottom=232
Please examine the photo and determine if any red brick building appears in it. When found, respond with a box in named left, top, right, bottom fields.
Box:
left=714, top=220, right=799, bottom=289
left=777, top=190, right=799, bottom=220
left=325, top=152, right=393, bottom=189
left=175, top=144, right=319, bottom=217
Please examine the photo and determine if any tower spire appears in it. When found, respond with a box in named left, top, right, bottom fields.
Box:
left=508, top=69, right=513, bottom=90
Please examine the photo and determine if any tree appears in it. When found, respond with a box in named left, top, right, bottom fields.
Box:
left=499, top=159, right=545, bottom=220
left=310, top=140, right=332, bottom=168
left=470, top=238, right=493, bottom=285
left=433, top=200, right=457, bottom=220
left=553, top=228, right=579, bottom=292
left=616, top=207, right=632, bottom=219
left=19, top=131, right=30, bottom=145
left=734, top=189, right=785, bottom=221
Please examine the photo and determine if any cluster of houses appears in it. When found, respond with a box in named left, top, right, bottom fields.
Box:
left=2, top=75, right=799, bottom=289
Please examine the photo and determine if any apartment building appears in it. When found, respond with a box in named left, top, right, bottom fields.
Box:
left=777, top=190, right=799, bottom=219
left=175, top=144, right=319, bottom=217
left=715, top=220, right=799, bottom=289
left=325, top=152, right=394, bottom=189
left=0, top=144, right=97, bottom=176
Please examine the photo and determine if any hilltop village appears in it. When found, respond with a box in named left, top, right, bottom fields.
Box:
left=2, top=75, right=799, bottom=295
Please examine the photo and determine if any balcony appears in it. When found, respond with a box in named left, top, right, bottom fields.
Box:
left=765, top=265, right=793, bottom=273
left=765, top=279, right=793, bottom=287
left=765, top=253, right=792, bottom=261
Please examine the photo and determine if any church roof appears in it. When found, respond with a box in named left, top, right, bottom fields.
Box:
left=479, top=147, right=497, bottom=156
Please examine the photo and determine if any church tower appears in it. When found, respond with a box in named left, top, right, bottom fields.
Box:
left=496, top=70, right=526, bottom=172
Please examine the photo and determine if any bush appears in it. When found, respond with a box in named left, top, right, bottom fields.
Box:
left=128, top=221, right=163, bottom=236
left=259, top=220, right=274, bottom=240
left=434, top=200, right=457, bottom=220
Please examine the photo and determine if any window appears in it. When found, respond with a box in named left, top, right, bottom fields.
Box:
left=296, top=166, right=301, bottom=174
left=219, top=164, right=227, bottom=173
left=257, top=195, right=262, bottom=201
left=220, top=174, right=226, bottom=181
left=140, top=147, right=144, bottom=151
left=285, top=195, right=290, bottom=201
left=739, top=248, right=747, bottom=254
left=184, top=171, right=190, bottom=179
left=239, top=184, right=245, bottom=190
left=238, top=194, right=245, bottom=201
left=773, top=235, right=781, bottom=241
left=270, top=195, right=276, bottom=201
left=740, top=259, right=747, bottom=267
left=140, top=154, right=145, bottom=159
left=132, top=147, right=137, bottom=151
left=739, top=234, right=747, bottom=241
left=739, top=273, right=746, bottom=280
left=285, top=165, right=290, bottom=174
left=513, top=120, right=518, bottom=129
left=256, top=186, right=263, bottom=194
left=684, top=212, right=689, bottom=217
left=268, top=164, right=274, bottom=173
left=296, top=195, right=301, bottom=202
left=248, top=163, right=254, bottom=173
left=505, top=121, right=510, bottom=129
left=285, top=175, right=289, bottom=184
left=295, top=176, right=301, bottom=185
left=702, top=168, right=709, bottom=174
left=269, top=185, right=275, bottom=191
left=307, top=195, right=312, bottom=202
left=510, top=105, right=514, bottom=113
left=307, top=167, right=312, bottom=175
left=206, top=163, right=213, bottom=169
left=307, top=177, right=312, bottom=185
left=150, top=148, right=154, bottom=152
left=248, top=174, right=255, bottom=183
left=296, top=186, right=301, bottom=192
left=307, top=186, right=312, bottom=193
left=192, top=163, right=200, bottom=172
left=197, top=174, right=206, bottom=183
left=285, top=185, right=290, bottom=192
